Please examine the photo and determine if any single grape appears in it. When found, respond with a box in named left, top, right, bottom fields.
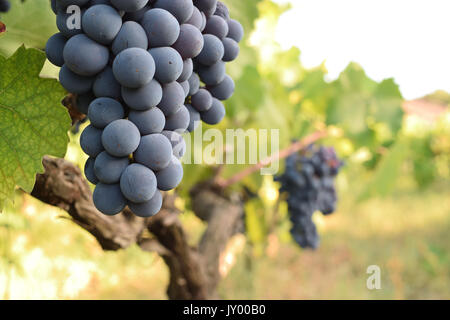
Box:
left=80, top=124, right=104, bottom=157
left=149, top=47, right=183, bottom=84
left=134, top=133, right=173, bottom=171
left=121, top=79, right=163, bottom=111
left=59, top=65, right=94, bottom=94
left=120, top=163, right=157, bottom=203
left=200, top=97, right=225, bottom=125
left=128, top=190, right=163, bottom=218
left=222, top=37, right=240, bottom=62
left=197, top=60, right=226, bottom=86
left=0, top=0, right=10, bottom=12
left=207, top=74, right=234, bottom=100
left=94, top=151, right=129, bottom=184
left=82, top=4, right=122, bottom=45
left=88, top=97, right=125, bottom=129
left=93, top=183, right=126, bottom=215
left=156, top=156, right=183, bottom=191
left=45, top=33, right=67, bottom=67
left=112, top=21, right=148, bottom=55
left=141, top=8, right=180, bottom=47
left=191, top=88, right=213, bottom=111
left=203, top=15, right=229, bottom=39
left=172, top=24, right=204, bottom=60
left=93, top=67, right=121, bottom=99
left=196, top=34, right=224, bottom=66
left=129, top=107, right=166, bottom=135
left=63, top=34, right=109, bottom=76
left=157, top=82, right=185, bottom=116
left=84, top=157, right=99, bottom=185
left=102, top=119, right=141, bottom=157
left=113, top=48, right=155, bottom=88
left=227, top=19, right=244, bottom=42
left=164, top=105, right=190, bottom=132
left=162, top=130, right=186, bottom=158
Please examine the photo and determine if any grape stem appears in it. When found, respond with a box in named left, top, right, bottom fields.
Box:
left=214, top=130, right=328, bottom=188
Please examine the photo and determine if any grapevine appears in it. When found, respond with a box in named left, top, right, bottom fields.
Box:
left=46, top=0, right=243, bottom=217
left=276, top=144, right=343, bottom=249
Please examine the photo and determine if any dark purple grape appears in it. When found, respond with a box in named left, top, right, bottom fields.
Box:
left=172, top=24, right=204, bottom=59
left=102, top=119, right=141, bottom=157
left=128, top=190, right=163, bottom=217
left=94, top=151, right=129, bottom=184
left=120, top=163, right=157, bottom=203
left=156, top=156, right=183, bottom=191
left=93, top=183, right=126, bottom=215
left=134, top=133, right=173, bottom=171
left=203, top=15, right=229, bottom=39
left=200, top=97, right=225, bottom=125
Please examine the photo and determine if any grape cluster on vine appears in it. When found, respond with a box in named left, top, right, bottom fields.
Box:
left=276, top=144, right=343, bottom=249
left=46, top=0, right=243, bottom=217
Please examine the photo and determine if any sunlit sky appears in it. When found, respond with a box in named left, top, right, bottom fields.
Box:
left=274, top=0, right=450, bottom=100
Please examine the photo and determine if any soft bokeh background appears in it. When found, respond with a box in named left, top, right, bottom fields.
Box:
left=0, top=0, right=449, bottom=299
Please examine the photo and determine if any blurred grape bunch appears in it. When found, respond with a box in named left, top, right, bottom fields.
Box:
left=276, top=144, right=343, bottom=249
left=0, top=0, right=10, bottom=13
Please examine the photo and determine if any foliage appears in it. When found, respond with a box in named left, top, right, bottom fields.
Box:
left=0, top=46, right=70, bottom=208
left=0, top=0, right=57, bottom=56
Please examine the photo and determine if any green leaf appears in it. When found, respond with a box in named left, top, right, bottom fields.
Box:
left=0, top=0, right=58, bottom=57
left=371, top=78, right=404, bottom=135
left=227, top=65, right=265, bottom=116
left=0, top=46, right=71, bottom=207
left=326, top=63, right=404, bottom=149
left=358, top=139, right=410, bottom=200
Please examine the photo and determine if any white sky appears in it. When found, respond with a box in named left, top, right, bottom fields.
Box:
left=274, top=0, right=450, bottom=99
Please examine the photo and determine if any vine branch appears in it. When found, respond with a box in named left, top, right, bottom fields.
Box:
left=214, top=130, right=328, bottom=189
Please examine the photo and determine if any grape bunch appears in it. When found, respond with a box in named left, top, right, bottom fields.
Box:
left=275, top=145, right=343, bottom=249
left=46, top=0, right=243, bottom=217
left=0, top=0, right=10, bottom=13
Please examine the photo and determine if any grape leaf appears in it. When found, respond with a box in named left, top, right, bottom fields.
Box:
left=326, top=63, right=404, bottom=149
left=0, top=46, right=70, bottom=208
left=0, top=0, right=58, bottom=56
left=358, top=139, right=410, bottom=200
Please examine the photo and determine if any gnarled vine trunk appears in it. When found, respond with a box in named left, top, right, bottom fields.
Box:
left=31, top=157, right=244, bottom=300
